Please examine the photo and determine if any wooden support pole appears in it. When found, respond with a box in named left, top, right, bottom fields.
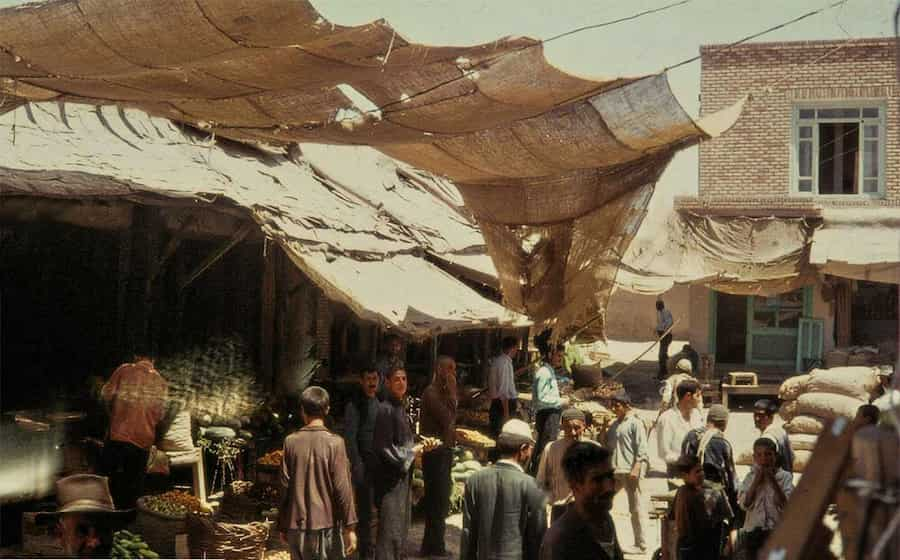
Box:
left=260, top=241, right=276, bottom=391
left=178, top=222, right=254, bottom=292
left=146, top=215, right=195, bottom=292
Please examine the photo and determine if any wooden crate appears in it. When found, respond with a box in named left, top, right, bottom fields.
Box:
left=22, top=512, right=65, bottom=557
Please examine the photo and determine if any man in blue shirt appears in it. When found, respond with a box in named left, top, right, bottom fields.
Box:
left=530, top=344, right=563, bottom=473
left=656, top=300, right=674, bottom=380
left=605, top=390, right=649, bottom=555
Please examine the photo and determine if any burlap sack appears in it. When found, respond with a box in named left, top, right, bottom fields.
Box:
left=795, top=392, right=864, bottom=421
left=779, top=400, right=799, bottom=423
left=785, top=415, right=826, bottom=435
left=787, top=433, right=818, bottom=452
left=806, top=367, right=880, bottom=402
left=779, top=375, right=811, bottom=401
left=793, top=449, right=812, bottom=473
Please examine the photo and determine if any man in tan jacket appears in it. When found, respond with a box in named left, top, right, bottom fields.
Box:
left=280, top=386, right=357, bottom=560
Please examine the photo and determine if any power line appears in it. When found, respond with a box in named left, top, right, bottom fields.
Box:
left=664, top=0, right=850, bottom=72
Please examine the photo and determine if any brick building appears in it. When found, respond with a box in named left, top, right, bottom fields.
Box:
left=672, top=38, right=899, bottom=373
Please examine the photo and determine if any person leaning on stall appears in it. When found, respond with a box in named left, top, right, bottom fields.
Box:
left=279, top=386, right=357, bottom=560
left=531, top=344, right=564, bottom=473
left=418, top=355, right=459, bottom=558
left=100, top=350, right=168, bottom=509
left=342, top=364, right=381, bottom=560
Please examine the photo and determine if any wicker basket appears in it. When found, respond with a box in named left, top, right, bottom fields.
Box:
left=134, top=497, right=187, bottom=558
left=187, top=513, right=269, bottom=560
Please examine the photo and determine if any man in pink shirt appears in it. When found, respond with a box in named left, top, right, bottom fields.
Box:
left=100, top=354, right=168, bottom=509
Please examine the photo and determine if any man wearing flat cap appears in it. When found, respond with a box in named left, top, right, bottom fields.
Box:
left=536, top=408, right=600, bottom=522
left=753, top=399, right=794, bottom=475
left=681, top=404, right=739, bottom=517
left=604, top=390, right=649, bottom=555
left=461, top=419, right=547, bottom=560
left=38, top=474, right=131, bottom=558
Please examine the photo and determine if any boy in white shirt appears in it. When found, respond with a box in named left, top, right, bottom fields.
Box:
left=738, top=437, right=793, bottom=559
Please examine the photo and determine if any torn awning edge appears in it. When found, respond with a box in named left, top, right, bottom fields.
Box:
left=279, top=248, right=531, bottom=339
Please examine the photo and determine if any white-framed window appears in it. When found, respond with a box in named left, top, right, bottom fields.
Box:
left=791, top=103, right=886, bottom=196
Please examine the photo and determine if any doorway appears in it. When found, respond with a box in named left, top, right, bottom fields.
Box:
left=715, top=292, right=747, bottom=364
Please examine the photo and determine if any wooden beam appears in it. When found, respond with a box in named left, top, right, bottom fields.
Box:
left=146, top=215, right=196, bottom=292
left=178, top=222, right=254, bottom=291
left=760, top=417, right=857, bottom=560
left=260, top=241, right=276, bottom=390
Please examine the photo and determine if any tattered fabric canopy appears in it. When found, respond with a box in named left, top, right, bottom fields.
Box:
left=0, top=0, right=744, bottom=335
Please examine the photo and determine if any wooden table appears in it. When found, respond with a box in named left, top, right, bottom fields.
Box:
left=720, top=383, right=781, bottom=409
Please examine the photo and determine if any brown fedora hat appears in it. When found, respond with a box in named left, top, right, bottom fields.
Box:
left=37, top=474, right=131, bottom=521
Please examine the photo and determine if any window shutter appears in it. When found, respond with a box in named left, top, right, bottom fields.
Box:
left=796, top=318, right=824, bottom=372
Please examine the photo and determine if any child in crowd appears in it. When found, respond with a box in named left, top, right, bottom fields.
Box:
left=673, top=454, right=733, bottom=560
left=738, top=437, right=794, bottom=559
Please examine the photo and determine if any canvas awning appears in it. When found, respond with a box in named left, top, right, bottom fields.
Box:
left=0, top=0, right=744, bottom=336
left=811, top=209, right=900, bottom=285
left=0, top=102, right=529, bottom=337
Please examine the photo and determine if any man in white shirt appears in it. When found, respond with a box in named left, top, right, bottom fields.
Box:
left=656, top=379, right=703, bottom=479
left=655, top=300, right=674, bottom=379
left=488, top=337, right=520, bottom=437
left=536, top=408, right=597, bottom=522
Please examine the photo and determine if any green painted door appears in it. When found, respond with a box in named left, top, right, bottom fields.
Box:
left=745, top=287, right=812, bottom=368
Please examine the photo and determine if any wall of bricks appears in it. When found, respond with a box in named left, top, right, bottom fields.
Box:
left=697, top=39, right=899, bottom=207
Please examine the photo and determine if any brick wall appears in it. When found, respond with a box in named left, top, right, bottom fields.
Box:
left=698, top=38, right=899, bottom=207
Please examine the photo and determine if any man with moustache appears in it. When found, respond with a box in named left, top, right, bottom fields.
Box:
left=539, top=442, right=623, bottom=560
left=343, top=364, right=381, bottom=560
left=418, top=356, right=459, bottom=557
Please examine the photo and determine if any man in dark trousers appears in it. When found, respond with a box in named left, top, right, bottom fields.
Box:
left=681, top=404, right=739, bottom=517
left=374, top=367, right=437, bottom=560
left=540, top=442, right=623, bottom=560
left=343, top=365, right=381, bottom=560
left=279, top=386, right=357, bottom=560
left=100, top=352, right=168, bottom=509
left=487, top=336, right=520, bottom=437
left=461, top=419, right=546, bottom=560
left=419, top=356, right=458, bottom=558
left=655, top=300, right=674, bottom=379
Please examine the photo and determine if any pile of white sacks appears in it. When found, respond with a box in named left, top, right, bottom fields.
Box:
left=777, top=366, right=882, bottom=471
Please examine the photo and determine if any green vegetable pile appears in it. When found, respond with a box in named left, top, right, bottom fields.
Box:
left=111, top=530, right=158, bottom=559
left=451, top=447, right=482, bottom=483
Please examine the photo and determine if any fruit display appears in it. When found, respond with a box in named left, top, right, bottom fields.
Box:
left=454, top=428, right=495, bottom=449
left=264, top=551, right=291, bottom=560
left=142, top=490, right=204, bottom=516
left=457, top=409, right=490, bottom=428
left=593, top=380, right=624, bottom=400
left=230, top=480, right=254, bottom=495
left=451, top=447, right=484, bottom=483
left=258, top=449, right=284, bottom=467
left=111, top=530, right=159, bottom=559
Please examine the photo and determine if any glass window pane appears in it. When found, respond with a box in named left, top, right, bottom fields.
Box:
left=863, top=179, right=879, bottom=193
left=864, top=124, right=878, bottom=138
left=862, top=107, right=879, bottom=118
left=799, top=179, right=813, bottom=192
left=799, top=126, right=813, bottom=139
left=799, top=140, right=812, bottom=176
left=864, top=140, right=878, bottom=178
left=778, top=309, right=801, bottom=329
left=818, top=108, right=860, bottom=119
left=799, top=108, right=815, bottom=119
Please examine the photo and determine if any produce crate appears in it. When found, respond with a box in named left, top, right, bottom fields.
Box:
left=22, top=511, right=65, bottom=557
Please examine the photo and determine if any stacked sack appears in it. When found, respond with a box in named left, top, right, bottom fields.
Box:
left=778, top=366, right=882, bottom=471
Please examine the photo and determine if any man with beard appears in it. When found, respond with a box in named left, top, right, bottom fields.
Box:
left=374, top=367, right=437, bottom=560
left=343, top=365, right=381, bottom=560
left=461, top=419, right=547, bottom=560
left=418, top=356, right=458, bottom=558
left=539, top=442, right=623, bottom=560
left=536, top=408, right=597, bottom=522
